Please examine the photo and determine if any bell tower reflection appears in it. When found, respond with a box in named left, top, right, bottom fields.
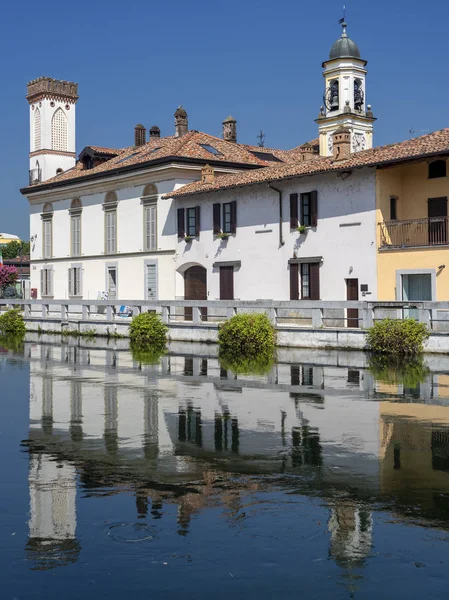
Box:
left=70, top=380, right=83, bottom=442
left=143, top=390, right=159, bottom=460
left=26, top=453, right=80, bottom=569
left=104, top=385, right=118, bottom=454
left=328, top=500, right=373, bottom=567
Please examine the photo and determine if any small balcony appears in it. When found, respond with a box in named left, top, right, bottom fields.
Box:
left=379, top=217, right=449, bottom=249
left=28, top=168, right=42, bottom=185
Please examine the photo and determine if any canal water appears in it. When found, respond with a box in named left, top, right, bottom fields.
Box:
left=2, top=337, right=449, bottom=599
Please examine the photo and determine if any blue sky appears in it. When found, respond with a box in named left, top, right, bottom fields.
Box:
left=1, top=0, right=448, bottom=238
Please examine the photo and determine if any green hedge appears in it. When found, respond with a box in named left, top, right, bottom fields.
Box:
left=366, top=318, right=429, bottom=356
left=129, top=312, right=168, bottom=349
left=218, top=313, right=276, bottom=358
left=0, top=309, right=26, bottom=337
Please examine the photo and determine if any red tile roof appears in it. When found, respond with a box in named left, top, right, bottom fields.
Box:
left=166, top=129, right=449, bottom=198
left=23, top=132, right=305, bottom=192
left=87, top=146, right=121, bottom=155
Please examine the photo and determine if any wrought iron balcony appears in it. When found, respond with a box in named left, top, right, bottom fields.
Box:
left=28, top=168, right=42, bottom=185
left=379, top=217, right=449, bottom=249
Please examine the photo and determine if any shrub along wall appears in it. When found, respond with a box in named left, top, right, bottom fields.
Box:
left=129, top=312, right=168, bottom=349
left=366, top=318, right=429, bottom=356
left=218, top=313, right=276, bottom=360
left=0, top=309, right=26, bottom=337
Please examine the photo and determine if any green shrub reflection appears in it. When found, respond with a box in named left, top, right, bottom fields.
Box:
left=368, top=354, right=430, bottom=388
left=218, top=349, right=275, bottom=376
left=0, top=335, right=25, bottom=354
left=131, top=344, right=167, bottom=365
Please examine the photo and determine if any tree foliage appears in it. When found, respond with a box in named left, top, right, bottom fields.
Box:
left=0, top=265, right=18, bottom=292
left=1, top=241, right=30, bottom=259
left=366, top=318, right=429, bottom=356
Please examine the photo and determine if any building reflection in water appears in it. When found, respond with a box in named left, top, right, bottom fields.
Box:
left=21, top=344, right=449, bottom=573
left=26, top=453, right=80, bottom=570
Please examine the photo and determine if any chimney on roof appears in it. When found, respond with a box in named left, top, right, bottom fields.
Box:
left=174, top=106, right=188, bottom=137
left=201, top=164, right=215, bottom=184
left=149, top=125, right=161, bottom=139
left=299, top=143, right=315, bottom=162
left=332, top=126, right=352, bottom=161
left=134, top=124, right=146, bottom=147
left=222, top=115, right=237, bottom=143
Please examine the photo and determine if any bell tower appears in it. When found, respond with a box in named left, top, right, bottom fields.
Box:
left=26, top=77, right=78, bottom=184
left=316, top=21, right=375, bottom=157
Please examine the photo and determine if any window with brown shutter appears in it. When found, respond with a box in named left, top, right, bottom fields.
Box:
left=195, top=206, right=201, bottom=237
left=310, top=190, right=318, bottom=227
left=290, top=193, right=298, bottom=228
left=300, top=262, right=320, bottom=299
left=300, top=191, right=318, bottom=228
left=300, top=193, right=310, bottom=226
left=177, top=207, right=185, bottom=238
left=290, top=263, right=299, bottom=300
left=222, top=201, right=237, bottom=234
left=213, top=203, right=221, bottom=234
left=309, top=262, right=320, bottom=299
left=230, top=200, right=237, bottom=234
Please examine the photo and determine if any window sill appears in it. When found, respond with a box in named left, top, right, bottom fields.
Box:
left=41, top=295, right=54, bottom=299
left=68, top=295, right=83, bottom=299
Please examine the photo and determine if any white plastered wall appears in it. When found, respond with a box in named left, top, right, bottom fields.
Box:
left=173, top=167, right=378, bottom=301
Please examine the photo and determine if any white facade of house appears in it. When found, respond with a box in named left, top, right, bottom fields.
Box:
left=172, top=167, right=378, bottom=302
left=28, top=166, right=203, bottom=300
left=26, top=163, right=378, bottom=302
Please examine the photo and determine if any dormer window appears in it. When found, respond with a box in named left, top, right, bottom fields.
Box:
left=82, top=155, right=94, bottom=170
left=429, top=160, right=447, bottom=179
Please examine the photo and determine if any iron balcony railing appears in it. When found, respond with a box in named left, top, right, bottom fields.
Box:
left=28, top=168, right=42, bottom=185
left=379, top=217, right=449, bottom=249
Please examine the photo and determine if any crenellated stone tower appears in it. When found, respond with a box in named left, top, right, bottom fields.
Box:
left=26, top=77, right=78, bottom=183
left=316, top=21, right=375, bottom=157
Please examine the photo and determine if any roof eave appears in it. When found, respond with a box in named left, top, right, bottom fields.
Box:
left=20, top=156, right=266, bottom=195
left=166, top=149, right=449, bottom=200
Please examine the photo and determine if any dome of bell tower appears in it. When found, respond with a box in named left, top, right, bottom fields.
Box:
left=329, top=21, right=361, bottom=60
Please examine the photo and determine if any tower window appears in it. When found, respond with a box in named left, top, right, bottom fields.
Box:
left=429, top=160, right=447, bottom=179
left=327, top=80, right=339, bottom=112
left=34, top=108, right=41, bottom=151
left=51, top=108, right=68, bottom=152
left=354, top=79, right=364, bottom=111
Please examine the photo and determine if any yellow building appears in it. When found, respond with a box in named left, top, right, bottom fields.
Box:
left=376, top=138, right=449, bottom=301
left=0, top=232, right=21, bottom=246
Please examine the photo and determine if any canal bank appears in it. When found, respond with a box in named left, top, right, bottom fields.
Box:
left=3, top=298, right=449, bottom=353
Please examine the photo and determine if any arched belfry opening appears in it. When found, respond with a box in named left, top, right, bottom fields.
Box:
left=354, top=79, right=364, bottom=111
left=327, top=80, right=339, bottom=112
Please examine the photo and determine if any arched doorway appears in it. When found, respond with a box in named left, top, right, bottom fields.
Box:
left=184, top=266, right=207, bottom=321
